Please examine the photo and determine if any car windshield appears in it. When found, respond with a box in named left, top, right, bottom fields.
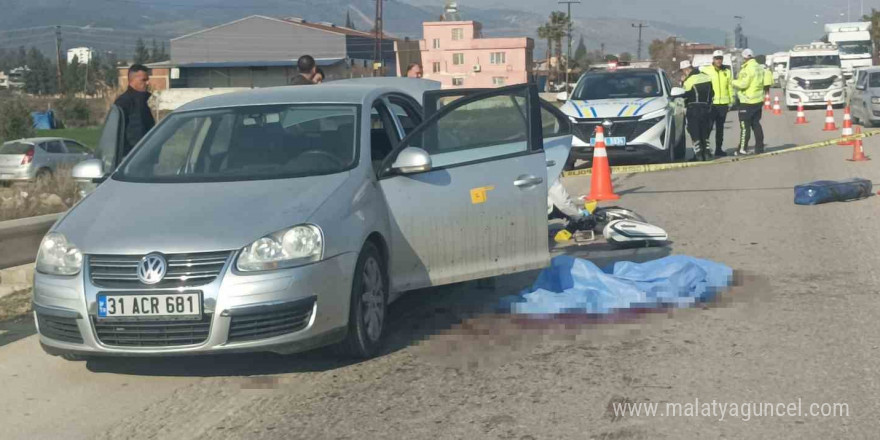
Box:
left=0, top=142, right=33, bottom=154
left=789, top=55, right=840, bottom=69
left=571, top=71, right=663, bottom=100
left=115, top=104, right=358, bottom=183
left=836, top=41, right=873, bottom=55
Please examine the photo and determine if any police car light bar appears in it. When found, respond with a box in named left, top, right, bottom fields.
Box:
left=792, top=42, right=838, bottom=51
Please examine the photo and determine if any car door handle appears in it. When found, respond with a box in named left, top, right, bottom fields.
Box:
left=514, top=175, right=543, bottom=188
left=546, top=160, right=556, bottom=167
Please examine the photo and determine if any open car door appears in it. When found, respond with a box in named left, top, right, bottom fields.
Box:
left=95, top=104, right=126, bottom=175
left=377, top=84, right=551, bottom=292
left=423, top=88, right=573, bottom=186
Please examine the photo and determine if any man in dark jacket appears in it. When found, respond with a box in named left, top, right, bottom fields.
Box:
left=680, top=60, right=715, bottom=161
left=114, top=64, right=155, bottom=158
left=291, top=55, right=317, bottom=85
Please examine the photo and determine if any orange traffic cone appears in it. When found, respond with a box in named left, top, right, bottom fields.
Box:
left=839, top=107, right=854, bottom=146
left=822, top=101, right=837, bottom=131
left=772, top=96, right=782, bottom=115
left=848, top=127, right=869, bottom=161
left=764, top=93, right=771, bottom=110
left=586, top=126, right=620, bottom=202
left=795, top=100, right=807, bottom=124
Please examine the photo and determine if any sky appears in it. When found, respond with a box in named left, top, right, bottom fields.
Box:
left=411, top=0, right=878, bottom=49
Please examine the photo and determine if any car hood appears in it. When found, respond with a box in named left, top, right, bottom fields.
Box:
left=561, top=97, right=667, bottom=119
left=55, top=172, right=351, bottom=255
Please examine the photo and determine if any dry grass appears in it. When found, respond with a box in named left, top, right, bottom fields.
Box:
left=0, top=289, right=32, bottom=322
left=0, top=165, right=79, bottom=222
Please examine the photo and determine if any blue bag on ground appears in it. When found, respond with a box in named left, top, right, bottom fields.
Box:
left=504, top=255, right=733, bottom=315
left=794, top=178, right=872, bottom=205
left=30, top=110, right=56, bottom=130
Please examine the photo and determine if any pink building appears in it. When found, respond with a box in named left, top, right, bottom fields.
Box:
left=420, top=20, right=534, bottom=88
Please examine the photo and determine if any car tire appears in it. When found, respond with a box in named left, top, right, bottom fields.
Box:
left=563, top=153, right=578, bottom=171
left=339, top=241, right=388, bottom=358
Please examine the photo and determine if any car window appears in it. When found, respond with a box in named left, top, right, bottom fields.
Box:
left=370, top=102, right=398, bottom=170
left=572, top=71, right=664, bottom=100
left=116, top=104, right=358, bottom=183
left=856, top=71, right=867, bottom=89
left=405, top=88, right=530, bottom=168
left=661, top=71, right=672, bottom=94
left=541, top=102, right=571, bottom=138
left=0, top=142, right=33, bottom=154
left=869, top=73, right=880, bottom=88
left=45, top=140, right=65, bottom=154
left=64, top=141, right=89, bottom=154
left=387, top=97, right=421, bottom=136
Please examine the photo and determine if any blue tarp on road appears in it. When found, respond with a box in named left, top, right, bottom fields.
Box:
left=504, top=255, right=733, bottom=315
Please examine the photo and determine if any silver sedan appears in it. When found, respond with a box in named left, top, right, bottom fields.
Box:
left=0, top=137, right=93, bottom=184
left=34, top=80, right=572, bottom=359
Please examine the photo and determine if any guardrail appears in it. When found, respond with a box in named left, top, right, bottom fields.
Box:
left=0, top=213, right=61, bottom=270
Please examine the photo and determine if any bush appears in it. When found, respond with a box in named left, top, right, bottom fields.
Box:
left=0, top=97, right=34, bottom=143
left=55, top=96, right=92, bottom=128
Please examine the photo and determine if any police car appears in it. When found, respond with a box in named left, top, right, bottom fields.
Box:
left=557, top=66, right=688, bottom=166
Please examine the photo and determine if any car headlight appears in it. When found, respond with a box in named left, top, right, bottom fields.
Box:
left=236, top=224, right=323, bottom=272
left=36, top=232, right=83, bottom=276
left=871, top=97, right=880, bottom=104
left=639, top=109, right=666, bottom=121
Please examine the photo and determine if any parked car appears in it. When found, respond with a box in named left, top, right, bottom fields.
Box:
left=36, top=80, right=573, bottom=360
left=848, top=66, right=880, bottom=127
left=0, top=137, right=93, bottom=184
left=556, top=68, right=687, bottom=167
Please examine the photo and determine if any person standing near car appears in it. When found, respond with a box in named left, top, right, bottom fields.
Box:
left=700, top=50, right=734, bottom=157
left=681, top=60, right=715, bottom=161
left=291, top=55, right=317, bottom=85
left=731, top=49, right=766, bottom=155
left=114, top=64, right=155, bottom=158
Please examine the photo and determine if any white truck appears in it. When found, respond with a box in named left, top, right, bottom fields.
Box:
left=783, top=42, right=845, bottom=109
left=824, top=22, right=874, bottom=81
left=768, top=52, right=789, bottom=87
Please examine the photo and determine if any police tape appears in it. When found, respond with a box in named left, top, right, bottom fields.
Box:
left=560, top=130, right=880, bottom=178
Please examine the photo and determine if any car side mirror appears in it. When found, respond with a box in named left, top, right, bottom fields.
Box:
left=555, top=91, right=568, bottom=102
left=670, top=87, right=686, bottom=98
left=391, top=147, right=432, bottom=174
left=72, top=158, right=105, bottom=181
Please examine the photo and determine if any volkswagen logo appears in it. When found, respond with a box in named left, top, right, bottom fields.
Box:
left=138, top=254, right=167, bottom=285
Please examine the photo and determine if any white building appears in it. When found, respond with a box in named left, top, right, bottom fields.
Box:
left=0, top=71, right=8, bottom=89
left=67, top=47, right=93, bottom=65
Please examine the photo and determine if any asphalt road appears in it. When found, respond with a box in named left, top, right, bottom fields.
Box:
left=3, top=106, right=880, bottom=439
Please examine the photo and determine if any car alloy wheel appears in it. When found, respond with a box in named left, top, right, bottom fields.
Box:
left=340, top=241, right=387, bottom=358
left=361, top=256, right=385, bottom=343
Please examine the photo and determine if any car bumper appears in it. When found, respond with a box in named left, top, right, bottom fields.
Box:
left=34, top=252, right=359, bottom=356
left=569, top=143, right=668, bottom=163
left=786, top=89, right=845, bottom=106
left=0, top=166, right=35, bottom=181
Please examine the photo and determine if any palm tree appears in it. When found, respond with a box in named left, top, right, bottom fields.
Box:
left=550, top=11, right=570, bottom=91
left=537, top=23, right=554, bottom=91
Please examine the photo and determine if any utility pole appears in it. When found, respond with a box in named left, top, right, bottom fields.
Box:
left=54, top=25, right=63, bottom=92
left=558, top=0, right=580, bottom=94
left=632, top=22, right=647, bottom=60
left=373, top=0, right=383, bottom=77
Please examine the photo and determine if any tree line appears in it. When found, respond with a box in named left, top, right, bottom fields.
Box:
left=0, top=38, right=168, bottom=97
left=537, top=12, right=632, bottom=89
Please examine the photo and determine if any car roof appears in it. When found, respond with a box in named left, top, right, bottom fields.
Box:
left=584, top=68, right=660, bottom=74
left=177, top=83, right=427, bottom=112
left=3, top=137, right=75, bottom=144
